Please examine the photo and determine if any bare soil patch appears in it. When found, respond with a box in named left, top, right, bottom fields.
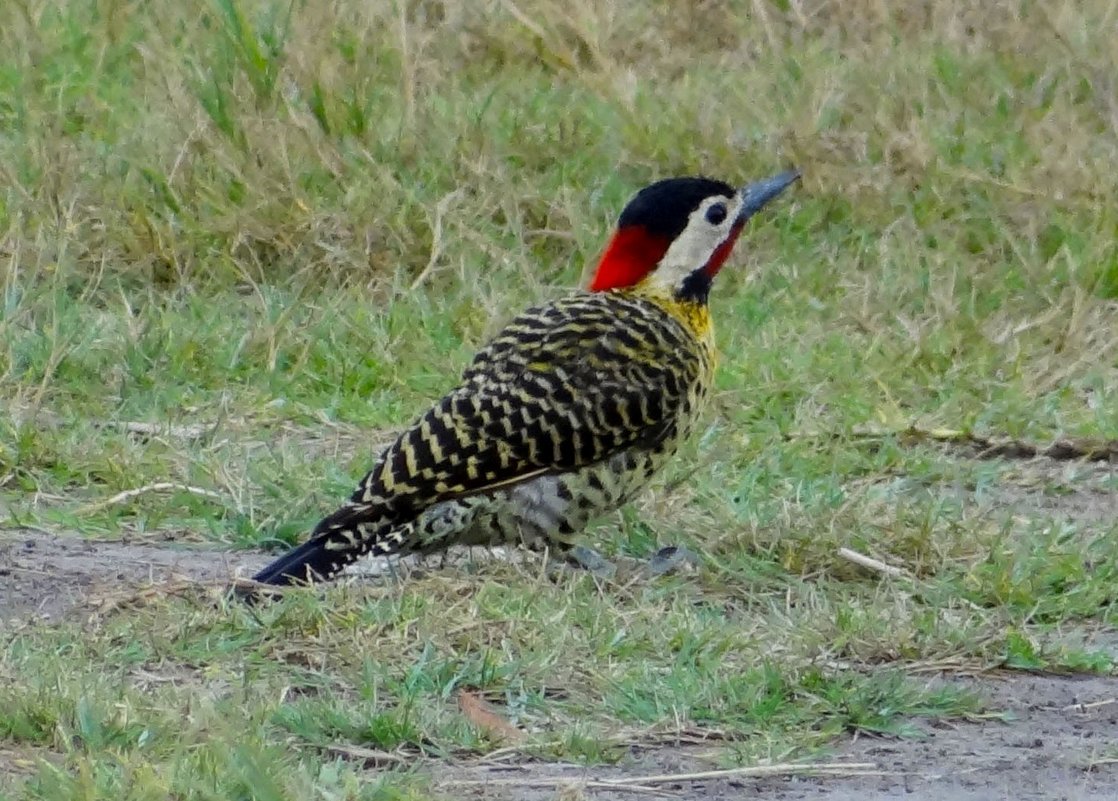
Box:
left=962, top=456, right=1117, bottom=526
left=0, top=529, right=267, bottom=623
left=432, top=674, right=1118, bottom=800
left=0, top=744, right=62, bottom=792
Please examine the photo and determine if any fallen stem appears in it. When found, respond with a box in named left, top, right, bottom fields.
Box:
left=837, top=547, right=909, bottom=578
left=76, top=482, right=225, bottom=515
left=442, top=761, right=886, bottom=789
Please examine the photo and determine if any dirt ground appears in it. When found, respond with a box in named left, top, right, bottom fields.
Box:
left=439, top=672, right=1118, bottom=800
left=0, top=528, right=261, bottom=622
left=1, top=526, right=1116, bottom=800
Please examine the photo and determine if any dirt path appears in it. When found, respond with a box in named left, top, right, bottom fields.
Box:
left=2, top=529, right=1117, bottom=800
left=431, top=677, right=1118, bottom=801
left=0, top=528, right=267, bottom=622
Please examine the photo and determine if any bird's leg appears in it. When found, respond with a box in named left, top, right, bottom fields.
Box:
left=383, top=555, right=403, bottom=583
left=522, top=533, right=618, bottom=579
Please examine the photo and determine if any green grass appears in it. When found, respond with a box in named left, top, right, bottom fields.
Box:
left=2, top=0, right=1118, bottom=798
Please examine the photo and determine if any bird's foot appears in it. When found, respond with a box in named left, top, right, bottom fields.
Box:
left=546, top=544, right=698, bottom=581
left=563, top=544, right=618, bottom=578
left=644, top=545, right=700, bottom=576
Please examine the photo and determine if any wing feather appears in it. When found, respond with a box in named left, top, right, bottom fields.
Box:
left=351, top=292, right=701, bottom=514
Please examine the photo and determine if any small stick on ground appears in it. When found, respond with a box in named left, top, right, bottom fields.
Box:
left=410, top=189, right=462, bottom=291
left=442, top=761, right=888, bottom=790
left=321, top=743, right=408, bottom=766
left=1059, top=698, right=1118, bottom=712
left=837, top=547, right=909, bottom=578
left=75, top=483, right=225, bottom=515
left=845, top=425, right=1118, bottom=463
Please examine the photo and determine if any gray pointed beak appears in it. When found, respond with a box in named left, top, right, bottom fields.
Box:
left=736, top=169, right=801, bottom=224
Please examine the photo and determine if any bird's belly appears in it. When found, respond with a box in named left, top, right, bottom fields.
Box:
left=402, top=388, right=705, bottom=556
left=409, top=441, right=685, bottom=555
left=485, top=454, right=658, bottom=549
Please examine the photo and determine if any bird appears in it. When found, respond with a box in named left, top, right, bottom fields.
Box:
left=247, top=169, right=800, bottom=590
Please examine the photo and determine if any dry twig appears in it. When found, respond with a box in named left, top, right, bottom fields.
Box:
left=837, top=547, right=909, bottom=578
left=442, top=761, right=887, bottom=790
left=410, top=189, right=463, bottom=291
left=321, top=743, right=408, bottom=766
left=114, top=421, right=213, bottom=440
left=848, top=425, right=1118, bottom=463
left=75, top=483, right=225, bottom=515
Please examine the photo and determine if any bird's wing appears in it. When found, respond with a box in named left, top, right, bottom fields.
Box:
left=350, top=292, right=703, bottom=512
left=247, top=292, right=704, bottom=587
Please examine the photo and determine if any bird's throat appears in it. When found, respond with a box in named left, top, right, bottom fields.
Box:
left=625, top=283, right=714, bottom=342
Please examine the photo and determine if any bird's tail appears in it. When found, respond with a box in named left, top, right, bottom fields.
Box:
left=247, top=502, right=395, bottom=588
left=249, top=538, right=345, bottom=586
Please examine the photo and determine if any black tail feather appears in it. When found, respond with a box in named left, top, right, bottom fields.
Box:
left=229, top=493, right=416, bottom=604
left=233, top=539, right=353, bottom=604
left=242, top=501, right=394, bottom=595
left=250, top=537, right=341, bottom=587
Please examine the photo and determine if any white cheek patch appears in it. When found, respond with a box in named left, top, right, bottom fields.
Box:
left=646, top=196, right=741, bottom=290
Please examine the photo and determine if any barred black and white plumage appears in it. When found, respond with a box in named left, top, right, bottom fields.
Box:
left=249, top=171, right=800, bottom=588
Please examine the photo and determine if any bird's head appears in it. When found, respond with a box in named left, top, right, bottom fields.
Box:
left=589, top=170, right=800, bottom=303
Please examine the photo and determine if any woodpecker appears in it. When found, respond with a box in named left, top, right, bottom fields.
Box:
left=248, top=170, right=800, bottom=589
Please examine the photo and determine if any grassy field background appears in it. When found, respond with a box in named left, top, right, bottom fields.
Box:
left=1, top=0, right=1117, bottom=798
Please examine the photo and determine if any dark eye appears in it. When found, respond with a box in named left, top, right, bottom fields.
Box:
left=705, top=203, right=727, bottom=225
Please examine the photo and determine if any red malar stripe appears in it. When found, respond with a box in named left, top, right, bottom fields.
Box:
left=702, top=223, right=744, bottom=279
left=588, top=226, right=671, bottom=291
